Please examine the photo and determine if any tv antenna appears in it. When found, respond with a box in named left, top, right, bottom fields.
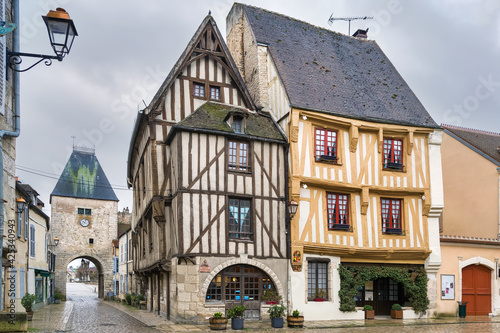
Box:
left=328, top=13, right=373, bottom=35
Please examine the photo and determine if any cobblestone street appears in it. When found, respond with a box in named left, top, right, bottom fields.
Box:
left=27, top=283, right=500, bottom=332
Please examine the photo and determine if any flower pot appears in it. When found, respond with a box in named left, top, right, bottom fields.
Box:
left=266, top=301, right=277, bottom=305
left=209, top=317, right=228, bottom=330
left=314, top=298, right=324, bottom=302
left=391, top=309, right=403, bottom=319
left=271, top=317, right=283, bottom=328
left=287, top=315, right=304, bottom=328
left=231, top=318, right=244, bottom=330
left=26, top=311, right=33, bottom=321
left=54, top=299, right=61, bottom=304
left=365, top=310, right=374, bottom=320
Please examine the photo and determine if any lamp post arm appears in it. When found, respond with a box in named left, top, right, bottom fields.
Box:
left=6, top=50, right=62, bottom=73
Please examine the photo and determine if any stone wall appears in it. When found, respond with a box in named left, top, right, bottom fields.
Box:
left=51, top=196, right=118, bottom=298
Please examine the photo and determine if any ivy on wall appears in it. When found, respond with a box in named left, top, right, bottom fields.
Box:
left=338, top=264, right=429, bottom=315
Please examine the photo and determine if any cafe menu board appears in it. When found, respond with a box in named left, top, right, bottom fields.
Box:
left=441, top=275, right=455, bottom=300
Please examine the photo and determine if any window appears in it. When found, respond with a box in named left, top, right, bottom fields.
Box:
left=30, top=225, right=35, bottom=257
left=17, top=207, right=22, bottom=238
left=232, top=116, right=243, bottom=133
left=327, top=193, right=349, bottom=230
left=228, top=198, right=252, bottom=240
left=78, top=208, right=91, bottom=215
left=89, top=238, right=94, bottom=244
left=228, top=141, right=249, bottom=172
left=381, top=198, right=402, bottom=234
left=315, top=128, right=338, bottom=163
left=308, top=261, right=328, bottom=300
left=383, top=138, right=403, bottom=170
left=210, top=86, right=220, bottom=100
left=193, top=82, right=205, bottom=97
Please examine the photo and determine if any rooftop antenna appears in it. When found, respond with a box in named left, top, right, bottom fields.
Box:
left=328, top=13, right=373, bottom=35
left=72, top=135, right=76, bottom=149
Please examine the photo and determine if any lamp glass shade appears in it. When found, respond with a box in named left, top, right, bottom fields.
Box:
left=16, top=198, right=26, bottom=212
left=54, top=237, right=59, bottom=246
left=288, top=201, right=298, bottom=216
left=42, top=14, right=78, bottom=58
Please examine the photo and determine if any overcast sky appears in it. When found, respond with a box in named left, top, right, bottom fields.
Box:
left=15, top=0, right=500, bottom=215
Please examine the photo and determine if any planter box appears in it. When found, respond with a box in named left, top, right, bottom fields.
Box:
left=231, top=318, right=244, bottom=330
left=287, top=316, right=304, bottom=328
left=271, top=317, right=284, bottom=328
left=266, top=301, right=277, bottom=305
left=365, top=310, right=375, bottom=320
left=331, top=224, right=350, bottom=230
left=391, top=309, right=403, bottom=319
left=318, top=155, right=338, bottom=163
left=314, top=298, right=325, bottom=302
left=209, top=317, right=227, bottom=330
left=139, top=301, right=147, bottom=310
left=385, top=228, right=402, bottom=235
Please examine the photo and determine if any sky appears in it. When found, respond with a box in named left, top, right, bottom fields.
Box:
left=15, top=0, right=500, bottom=216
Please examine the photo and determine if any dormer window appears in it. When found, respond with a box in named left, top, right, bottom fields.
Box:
left=210, top=86, right=220, bottom=100
left=193, top=82, right=205, bottom=98
left=232, top=116, right=243, bottom=133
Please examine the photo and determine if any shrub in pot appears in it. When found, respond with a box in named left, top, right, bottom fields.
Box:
left=363, top=305, right=374, bottom=319
left=314, top=288, right=327, bottom=302
left=209, top=311, right=227, bottom=330
left=287, top=309, right=304, bottom=328
left=21, top=293, right=37, bottom=321
left=227, top=305, right=246, bottom=330
left=268, top=304, right=286, bottom=328
left=262, top=289, right=280, bottom=304
left=391, top=303, right=403, bottom=319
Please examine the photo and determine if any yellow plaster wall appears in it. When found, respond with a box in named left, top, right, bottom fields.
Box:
left=441, top=133, right=499, bottom=238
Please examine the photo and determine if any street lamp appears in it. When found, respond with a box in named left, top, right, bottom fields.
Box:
left=7, top=8, right=78, bottom=72
left=16, top=197, right=26, bottom=213
left=48, top=237, right=59, bottom=250
left=288, top=201, right=298, bottom=217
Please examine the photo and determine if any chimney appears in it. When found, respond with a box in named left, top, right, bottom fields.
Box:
left=353, top=28, right=369, bottom=39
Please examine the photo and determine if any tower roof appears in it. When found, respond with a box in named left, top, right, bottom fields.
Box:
left=51, top=148, right=119, bottom=202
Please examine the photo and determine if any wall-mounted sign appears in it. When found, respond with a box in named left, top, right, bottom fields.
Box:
left=441, top=274, right=455, bottom=300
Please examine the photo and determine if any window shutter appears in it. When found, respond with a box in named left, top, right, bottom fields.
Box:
left=24, top=207, right=28, bottom=240
left=0, top=0, right=6, bottom=115
left=17, top=210, right=21, bottom=238
left=20, top=267, right=25, bottom=298
left=30, top=225, right=35, bottom=256
left=113, top=257, right=117, bottom=272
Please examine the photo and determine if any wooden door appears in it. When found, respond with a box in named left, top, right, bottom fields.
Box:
left=462, top=265, right=491, bottom=316
left=374, top=278, right=401, bottom=315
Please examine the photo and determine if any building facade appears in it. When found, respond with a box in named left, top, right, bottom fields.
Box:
left=50, top=147, right=119, bottom=299
left=437, top=125, right=500, bottom=316
left=127, top=14, right=288, bottom=323
left=227, top=4, right=443, bottom=320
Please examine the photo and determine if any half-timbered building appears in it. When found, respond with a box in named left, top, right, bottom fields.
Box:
left=127, top=14, right=288, bottom=323
left=227, top=4, right=444, bottom=320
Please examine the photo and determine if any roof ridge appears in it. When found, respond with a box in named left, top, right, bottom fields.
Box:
left=239, top=3, right=370, bottom=41
left=442, top=123, right=500, bottom=137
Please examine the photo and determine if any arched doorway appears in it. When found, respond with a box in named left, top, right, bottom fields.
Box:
left=56, top=255, right=105, bottom=299
left=462, top=265, right=491, bottom=315
left=205, top=265, right=277, bottom=319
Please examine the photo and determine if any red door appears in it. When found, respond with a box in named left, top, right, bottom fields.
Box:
left=462, top=265, right=491, bottom=316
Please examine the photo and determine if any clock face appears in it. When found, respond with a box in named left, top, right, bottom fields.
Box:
left=80, top=218, right=90, bottom=227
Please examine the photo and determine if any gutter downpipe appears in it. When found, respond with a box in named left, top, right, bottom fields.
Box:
left=0, top=0, right=21, bottom=310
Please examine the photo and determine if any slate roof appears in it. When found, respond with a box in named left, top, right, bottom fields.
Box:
left=167, top=102, right=286, bottom=143
left=442, top=124, right=500, bottom=166
left=237, top=4, right=438, bottom=128
left=51, top=148, right=119, bottom=202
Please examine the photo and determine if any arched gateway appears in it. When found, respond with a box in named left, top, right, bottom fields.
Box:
left=50, top=147, right=119, bottom=298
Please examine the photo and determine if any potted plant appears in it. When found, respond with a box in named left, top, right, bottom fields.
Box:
left=314, top=288, right=327, bottom=302
left=268, top=304, right=286, bottom=328
left=262, top=289, right=280, bottom=304
left=227, top=305, right=246, bottom=330
left=209, top=311, right=228, bottom=330
left=136, top=294, right=146, bottom=309
left=287, top=309, right=304, bottom=328
left=21, top=293, right=37, bottom=321
left=391, top=303, right=403, bottom=319
left=54, top=291, right=63, bottom=304
left=363, top=305, right=374, bottom=319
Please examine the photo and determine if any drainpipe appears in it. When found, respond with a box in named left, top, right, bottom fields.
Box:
left=0, top=0, right=21, bottom=310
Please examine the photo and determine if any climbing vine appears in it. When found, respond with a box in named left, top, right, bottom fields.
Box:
left=338, top=264, right=429, bottom=315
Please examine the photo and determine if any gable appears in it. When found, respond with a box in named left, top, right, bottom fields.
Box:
left=148, top=15, right=255, bottom=123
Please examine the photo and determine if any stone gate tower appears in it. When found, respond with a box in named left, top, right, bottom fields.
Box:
left=50, top=147, right=119, bottom=298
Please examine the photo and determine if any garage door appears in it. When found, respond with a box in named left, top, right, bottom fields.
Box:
left=462, top=265, right=491, bottom=316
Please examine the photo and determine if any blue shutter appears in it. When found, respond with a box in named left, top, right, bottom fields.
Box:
left=24, top=207, right=28, bottom=240
left=20, top=267, right=25, bottom=298
left=45, top=235, right=47, bottom=262
left=113, top=257, right=117, bottom=272
left=17, top=210, right=21, bottom=238
left=30, top=225, right=35, bottom=257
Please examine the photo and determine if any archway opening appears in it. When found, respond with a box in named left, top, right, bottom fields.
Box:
left=60, top=256, right=104, bottom=299
left=205, top=264, right=278, bottom=319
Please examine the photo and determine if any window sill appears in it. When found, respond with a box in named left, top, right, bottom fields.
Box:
left=382, top=167, right=406, bottom=173
left=228, top=239, right=254, bottom=244
left=227, top=169, right=252, bottom=174
left=328, top=224, right=351, bottom=231
left=204, top=302, right=225, bottom=308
